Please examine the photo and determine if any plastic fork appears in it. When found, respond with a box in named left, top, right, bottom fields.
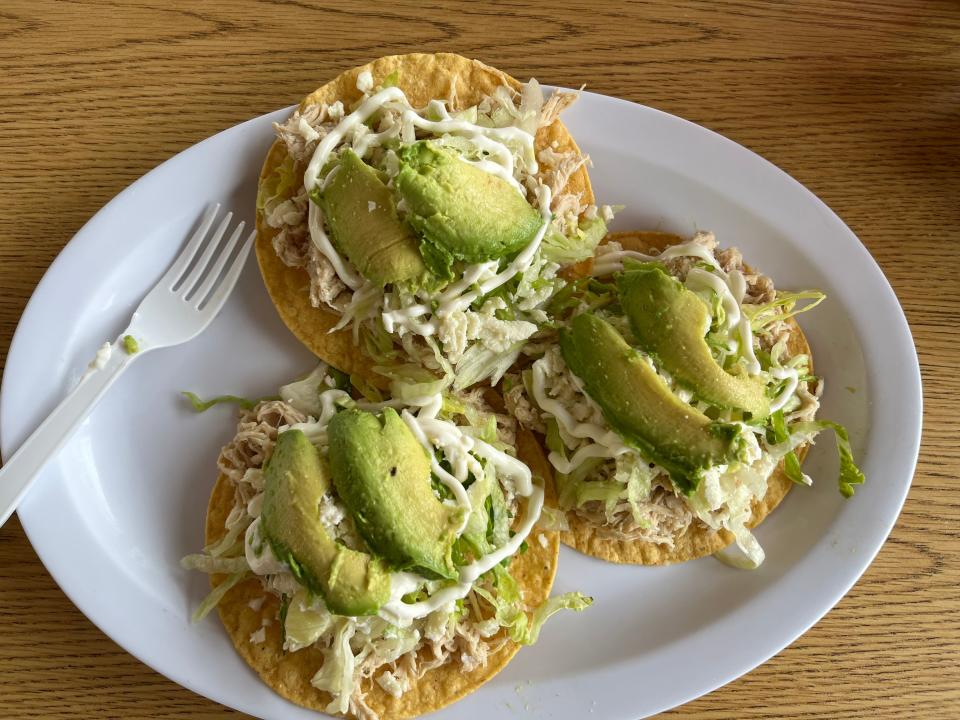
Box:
left=0, top=204, right=254, bottom=528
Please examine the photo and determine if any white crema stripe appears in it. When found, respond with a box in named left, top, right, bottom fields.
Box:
left=380, top=186, right=552, bottom=333
left=378, top=484, right=544, bottom=626
left=270, top=386, right=544, bottom=625
left=593, top=241, right=762, bottom=377
left=298, top=82, right=548, bottom=347
left=531, top=360, right=626, bottom=452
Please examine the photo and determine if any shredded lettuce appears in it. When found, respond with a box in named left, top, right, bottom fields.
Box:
left=310, top=618, right=357, bottom=715
left=350, top=374, right=383, bottom=402
left=541, top=216, right=607, bottom=265
left=522, top=592, right=593, bottom=644
left=792, top=420, right=866, bottom=498
left=768, top=410, right=805, bottom=485
left=452, top=340, right=524, bottom=390
left=180, top=391, right=265, bottom=412
left=256, top=153, right=298, bottom=211
left=190, top=571, right=249, bottom=623
left=283, top=590, right=334, bottom=652
left=744, top=290, right=826, bottom=333
left=536, top=505, right=570, bottom=532
left=279, top=363, right=333, bottom=416
left=475, top=565, right=591, bottom=645
left=378, top=363, right=452, bottom=401
left=365, top=625, right=420, bottom=667
left=180, top=554, right=249, bottom=574
left=381, top=70, right=399, bottom=88
left=202, top=518, right=250, bottom=558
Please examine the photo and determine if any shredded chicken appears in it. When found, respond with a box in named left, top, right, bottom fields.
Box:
left=263, top=80, right=593, bottom=321
left=744, top=273, right=776, bottom=304
left=575, top=480, right=697, bottom=545
left=273, top=103, right=332, bottom=164
left=305, top=242, right=350, bottom=311
left=540, top=89, right=579, bottom=128
left=652, top=230, right=778, bottom=306
left=212, top=395, right=516, bottom=720
left=217, top=400, right=306, bottom=482
left=504, top=376, right=545, bottom=434
left=271, top=224, right=309, bottom=267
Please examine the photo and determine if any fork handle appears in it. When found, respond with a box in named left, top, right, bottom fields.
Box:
left=0, top=338, right=135, bottom=528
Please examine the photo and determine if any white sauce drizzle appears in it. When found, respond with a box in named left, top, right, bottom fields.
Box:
left=299, top=82, right=549, bottom=353
left=308, top=203, right=364, bottom=290
left=592, top=240, right=762, bottom=377
left=379, top=484, right=543, bottom=626
left=768, top=366, right=800, bottom=412
left=304, top=86, right=407, bottom=192
left=272, top=385, right=541, bottom=626
left=531, top=360, right=626, bottom=451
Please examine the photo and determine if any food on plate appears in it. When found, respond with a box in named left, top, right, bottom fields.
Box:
left=182, top=364, right=590, bottom=719
left=505, top=231, right=865, bottom=567
left=256, top=53, right=612, bottom=391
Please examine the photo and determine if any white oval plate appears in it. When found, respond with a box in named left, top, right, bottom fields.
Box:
left=1, top=89, right=920, bottom=720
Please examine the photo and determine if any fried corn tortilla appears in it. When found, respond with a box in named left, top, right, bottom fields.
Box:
left=256, top=53, right=594, bottom=381
left=558, top=230, right=812, bottom=565
left=205, top=428, right=559, bottom=719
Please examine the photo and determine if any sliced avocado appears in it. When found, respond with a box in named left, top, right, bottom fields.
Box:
left=395, top=141, right=543, bottom=279
left=260, top=430, right=391, bottom=616
left=317, top=148, right=426, bottom=285
left=617, top=265, right=770, bottom=418
left=559, top=314, right=739, bottom=494
left=327, top=408, right=464, bottom=579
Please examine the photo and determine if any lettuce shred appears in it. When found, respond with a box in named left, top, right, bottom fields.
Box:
left=793, top=420, right=866, bottom=498
left=190, top=571, right=249, bottom=623
left=256, top=153, right=298, bottom=211
left=474, top=565, right=591, bottom=646
left=768, top=410, right=805, bottom=485
left=452, top=341, right=525, bottom=390
left=744, top=290, right=826, bottom=333
left=180, top=391, right=273, bottom=412
left=541, top=216, right=607, bottom=265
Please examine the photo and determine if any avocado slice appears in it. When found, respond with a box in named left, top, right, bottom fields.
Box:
left=327, top=408, right=464, bottom=579
left=317, top=148, right=427, bottom=285
left=260, top=429, right=391, bottom=616
left=617, top=265, right=770, bottom=418
left=395, top=141, right=543, bottom=279
left=559, top=314, right=739, bottom=494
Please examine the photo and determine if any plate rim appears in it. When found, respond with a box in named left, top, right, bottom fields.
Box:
left=1, top=88, right=922, bottom=719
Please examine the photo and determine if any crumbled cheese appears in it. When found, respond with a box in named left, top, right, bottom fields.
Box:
left=436, top=307, right=537, bottom=364
left=297, top=117, right=320, bottom=143
left=318, top=493, right=347, bottom=536
left=376, top=670, right=407, bottom=698
left=356, top=70, right=374, bottom=93
left=248, top=596, right=266, bottom=612
left=367, top=200, right=377, bottom=212
left=249, top=627, right=266, bottom=644
left=327, top=100, right=345, bottom=120
left=476, top=617, right=501, bottom=638
left=537, top=532, right=548, bottom=548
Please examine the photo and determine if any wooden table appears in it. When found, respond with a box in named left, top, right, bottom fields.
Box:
left=0, top=1, right=957, bottom=718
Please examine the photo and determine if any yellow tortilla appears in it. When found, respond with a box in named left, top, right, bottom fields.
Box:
left=256, top=53, right=594, bottom=380
left=558, top=231, right=812, bottom=565
left=205, top=428, right=559, bottom=719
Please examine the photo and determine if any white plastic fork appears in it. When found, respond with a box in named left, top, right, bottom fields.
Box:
left=0, top=204, right=254, bottom=527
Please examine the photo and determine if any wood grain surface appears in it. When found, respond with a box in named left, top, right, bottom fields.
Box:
left=1, top=1, right=957, bottom=718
